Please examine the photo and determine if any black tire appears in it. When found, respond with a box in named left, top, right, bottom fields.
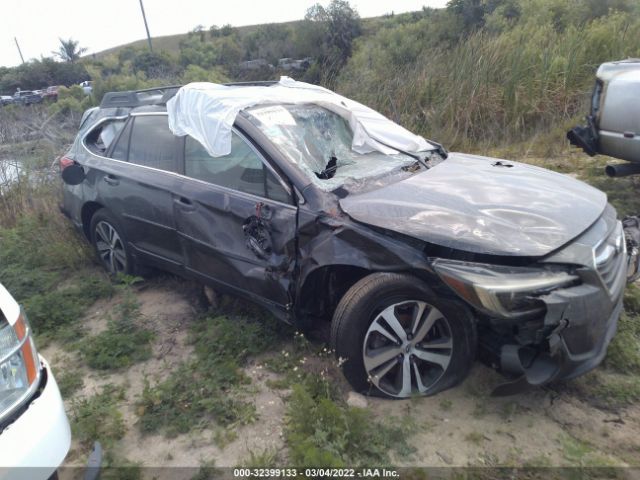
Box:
left=89, top=209, right=135, bottom=276
left=330, top=272, right=477, bottom=398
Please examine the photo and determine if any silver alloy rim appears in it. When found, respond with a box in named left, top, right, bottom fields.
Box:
left=95, top=221, right=127, bottom=274
left=363, top=300, right=453, bottom=398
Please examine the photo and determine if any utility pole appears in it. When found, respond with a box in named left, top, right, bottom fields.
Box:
left=138, top=0, right=153, bottom=52
left=14, top=37, right=25, bottom=64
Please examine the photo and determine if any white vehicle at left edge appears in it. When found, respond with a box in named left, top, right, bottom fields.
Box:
left=0, top=282, right=71, bottom=480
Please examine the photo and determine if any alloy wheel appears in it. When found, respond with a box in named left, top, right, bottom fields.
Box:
left=363, top=300, right=453, bottom=398
left=94, top=221, right=127, bottom=274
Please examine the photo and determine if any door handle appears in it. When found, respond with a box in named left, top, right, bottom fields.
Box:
left=103, top=175, right=119, bottom=186
left=173, top=196, right=195, bottom=211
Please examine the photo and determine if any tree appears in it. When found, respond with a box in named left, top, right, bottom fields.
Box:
left=446, top=0, right=506, bottom=32
left=52, top=38, right=87, bottom=63
left=305, top=0, right=361, bottom=84
left=131, top=51, right=176, bottom=78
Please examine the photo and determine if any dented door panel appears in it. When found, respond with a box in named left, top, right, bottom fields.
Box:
left=171, top=178, right=297, bottom=309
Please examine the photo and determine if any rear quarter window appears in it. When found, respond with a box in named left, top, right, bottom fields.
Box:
left=84, top=119, right=126, bottom=157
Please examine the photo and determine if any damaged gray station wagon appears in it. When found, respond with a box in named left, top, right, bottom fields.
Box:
left=60, top=78, right=635, bottom=398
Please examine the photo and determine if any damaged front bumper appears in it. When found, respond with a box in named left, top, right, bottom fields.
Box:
left=481, top=209, right=629, bottom=395
left=490, top=285, right=622, bottom=396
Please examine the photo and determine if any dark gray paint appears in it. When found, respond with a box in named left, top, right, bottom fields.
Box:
left=340, top=153, right=607, bottom=257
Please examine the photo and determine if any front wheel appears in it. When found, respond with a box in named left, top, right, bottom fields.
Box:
left=330, top=273, right=476, bottom=398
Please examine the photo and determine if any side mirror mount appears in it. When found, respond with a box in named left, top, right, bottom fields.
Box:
left=61, top=163, right=86, bottom=185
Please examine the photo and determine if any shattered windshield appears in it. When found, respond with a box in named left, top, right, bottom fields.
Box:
left=244, top=104, right=419, bottom=192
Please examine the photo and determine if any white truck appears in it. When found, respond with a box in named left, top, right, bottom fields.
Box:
left=0, top=282, right=71, bottom=480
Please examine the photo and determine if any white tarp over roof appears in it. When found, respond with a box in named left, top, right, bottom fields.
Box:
left=166, top=76, right=434, bottom=158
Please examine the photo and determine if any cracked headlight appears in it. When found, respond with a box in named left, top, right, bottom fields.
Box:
left=0, top=308, right=40, bottom=421
left=432, top=259, right=580, bottom=320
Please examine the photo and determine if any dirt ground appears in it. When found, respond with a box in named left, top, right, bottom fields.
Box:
left=41, top=276, right=640, bottom=477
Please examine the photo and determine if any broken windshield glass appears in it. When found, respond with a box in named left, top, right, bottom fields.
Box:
left=245, top=104, right=418, bottom=191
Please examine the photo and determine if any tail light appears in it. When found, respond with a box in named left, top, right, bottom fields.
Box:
left=59, top=156, right=74, bottom=171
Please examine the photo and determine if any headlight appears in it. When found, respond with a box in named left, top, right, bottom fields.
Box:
left=431, top=259, right=579, bottom=320
left=0, top=308, right=40, bottom=422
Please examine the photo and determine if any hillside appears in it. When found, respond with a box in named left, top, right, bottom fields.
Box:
left=89, top=12, right=391, bottom=61
left=91, top=19, right=308, bottom=60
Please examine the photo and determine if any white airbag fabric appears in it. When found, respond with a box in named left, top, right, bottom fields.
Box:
left=167, top=76, right=433, bottom=157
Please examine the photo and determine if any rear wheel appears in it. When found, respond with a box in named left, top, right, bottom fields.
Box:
left=89, top=209, right=134, bottom=276
left=331, top=273, right=476, bottom=398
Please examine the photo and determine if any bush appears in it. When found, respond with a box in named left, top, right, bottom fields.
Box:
left=71, top=384, right=126, bottom=450
left=337, top=3, right=640, bottom=151
left=180, top=65, right=228, bottom=84
left=48, top=85, right=93, bottom=115
left=285, top=379, right=415, bottom=467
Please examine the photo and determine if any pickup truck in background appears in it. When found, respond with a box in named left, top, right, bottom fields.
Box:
left=568, top=59, right=640, bottom=177
left=569, top=59, right=640, bottom=281
left=11, top=91, right=43, bottom=106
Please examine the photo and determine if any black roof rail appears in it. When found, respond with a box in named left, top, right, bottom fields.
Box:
left=99, top=81, right=279, bottom=109
left=99, top=85, right=182, bottom=109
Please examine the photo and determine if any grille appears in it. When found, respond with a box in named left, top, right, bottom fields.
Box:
left=594, top=222, right=626, bottom=297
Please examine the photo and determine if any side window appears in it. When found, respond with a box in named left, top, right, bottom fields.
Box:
left=109, top=120, right=132, bottom=161
left=84, top=119, right=126, bottom=156
left=128, top=115, right=178, bottom=172
left=184, top=133, right=291, bottom=203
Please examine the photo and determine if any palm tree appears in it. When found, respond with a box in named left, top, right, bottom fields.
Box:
left=52, top=38, right=87, bottom=63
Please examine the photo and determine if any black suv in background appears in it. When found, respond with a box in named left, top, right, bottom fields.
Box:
left=60, top=82, right=630, bottom=398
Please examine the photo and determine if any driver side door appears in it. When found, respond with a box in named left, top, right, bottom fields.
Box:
left=172, top=130, right=298, bottom=312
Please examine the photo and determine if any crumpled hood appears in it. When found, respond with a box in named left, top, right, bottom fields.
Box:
left=339, top=153, right=607, bottom=257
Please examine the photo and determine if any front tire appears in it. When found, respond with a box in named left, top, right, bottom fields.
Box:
left=330, top=273, right=476, bottom=398
left=89, top=209, right=135, bottom=276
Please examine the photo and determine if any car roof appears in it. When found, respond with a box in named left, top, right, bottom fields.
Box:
left=98, top=82, right=278, bottom=110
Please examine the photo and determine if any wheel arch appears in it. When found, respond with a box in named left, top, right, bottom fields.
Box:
left=293, top=264, right=443, bottom=330
left=80, top=201, right=104, bottom=241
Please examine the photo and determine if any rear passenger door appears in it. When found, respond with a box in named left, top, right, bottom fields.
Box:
left=101, top=113, right=183, bottom=271
left=172, top=131, right=297, bottom=310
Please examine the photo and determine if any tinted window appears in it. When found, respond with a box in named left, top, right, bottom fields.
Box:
left=184, top=133, right=290, bottom=203
left=128, top=115, right=178, bottom=172
left=110, top=120, right=132, bottom=161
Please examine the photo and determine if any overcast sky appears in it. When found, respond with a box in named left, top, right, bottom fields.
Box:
left=1, top=0, right=448, bottom=68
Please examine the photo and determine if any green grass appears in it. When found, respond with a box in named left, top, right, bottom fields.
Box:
left=285, top=376, right=416, bottom=467
left=71, top=384, right=126, bottom=451
left=79, top=291, right=154, bottom=370
left=240, top=448, right=281, bottom=468
left=604, top=312, right=640, bottom=375
left=190, top=461, right=218, bottom=480
left=0, top=209, right=114, bottom=342
left=559, top=434, right=618, bottom=467
left=464, top=431, right=485, bottom=445
left=57, top=369, right=85, bottom=397
left=99, top=463, right=142, bottom=480
left=24, top=274, right=114, bottom=342
left=137, top=312, right=290, bottom=436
